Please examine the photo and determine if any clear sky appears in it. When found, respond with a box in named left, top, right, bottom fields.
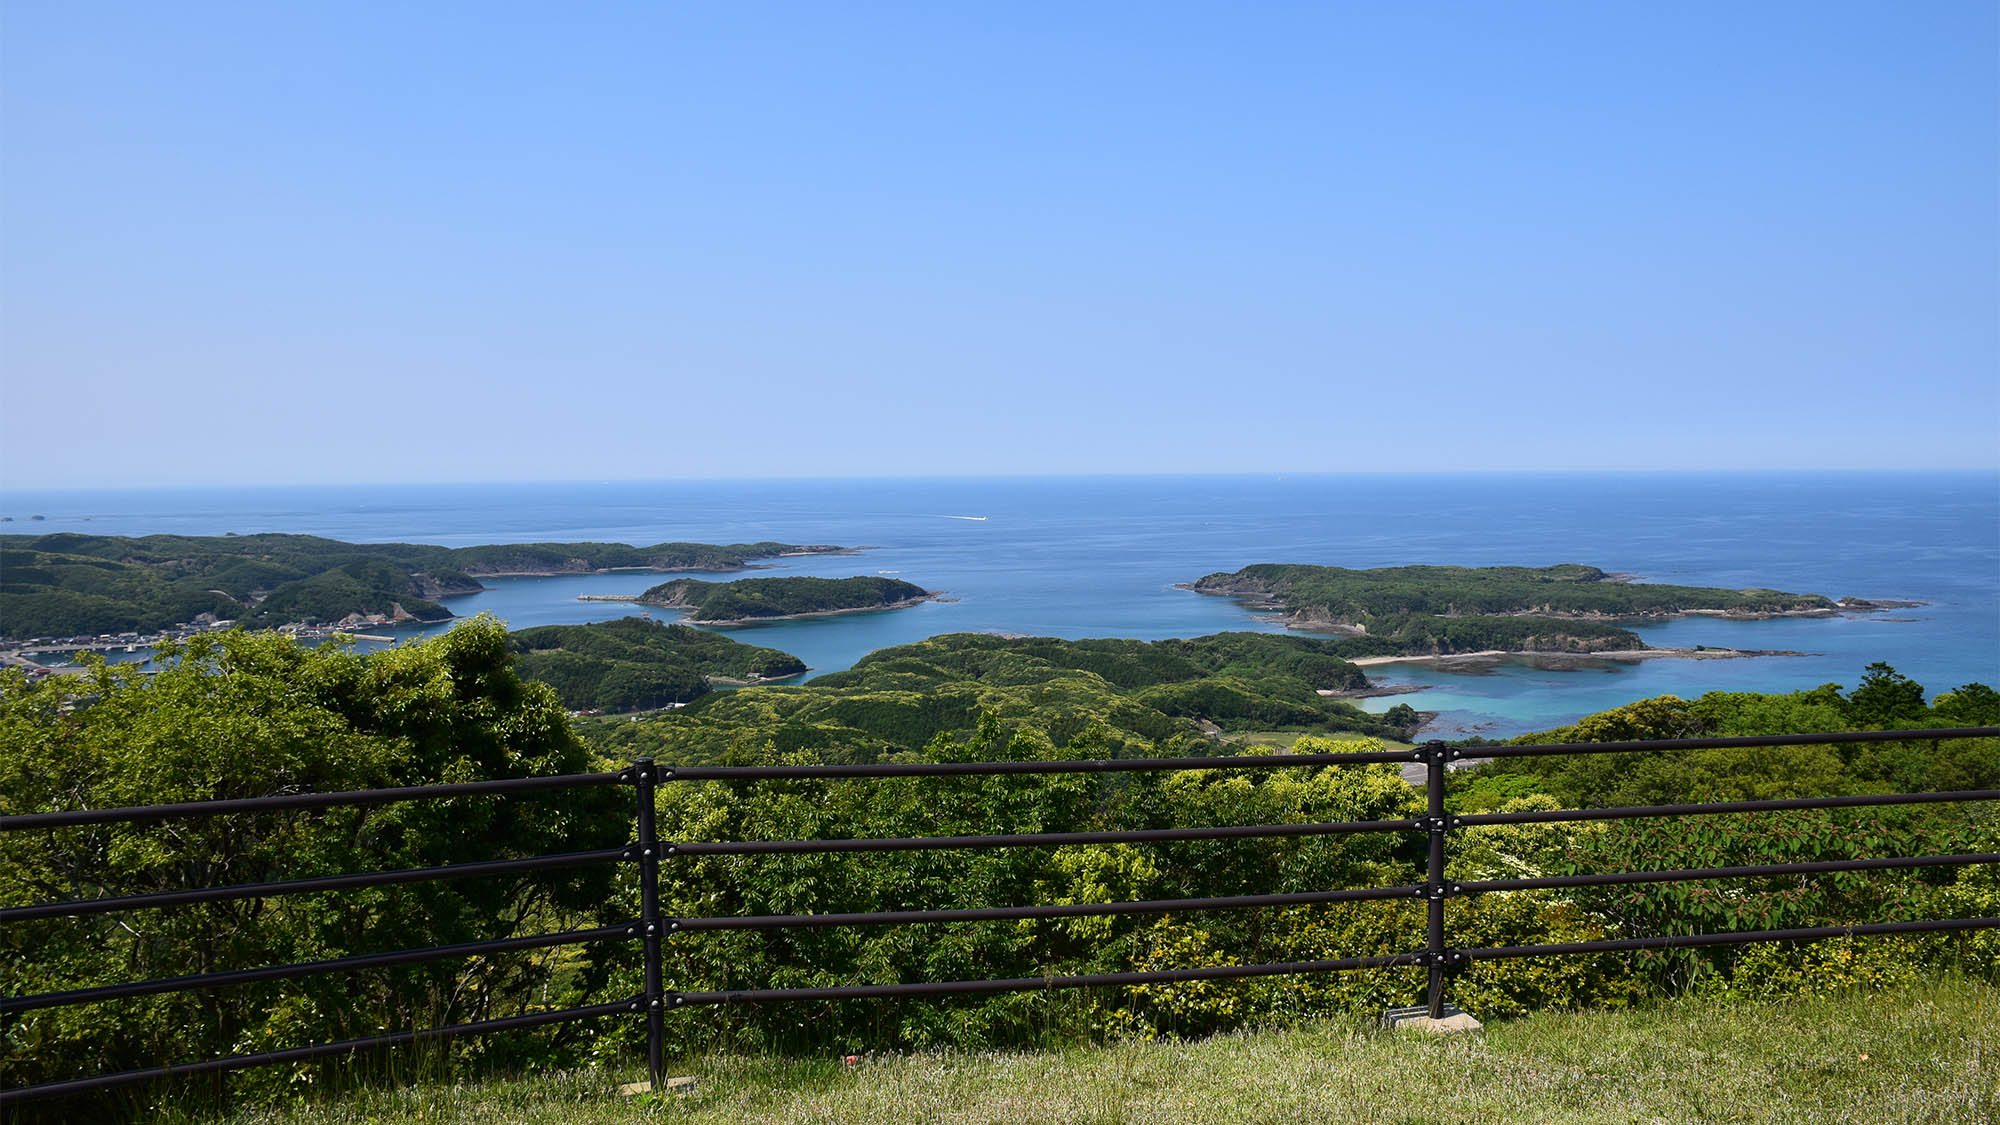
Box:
left=3, top=1, right=1995, bottom=487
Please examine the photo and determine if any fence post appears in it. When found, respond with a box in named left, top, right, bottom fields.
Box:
left=632, top=758, right=666, bottom=1088
left=1423, top=740, right=1450, bottom=1019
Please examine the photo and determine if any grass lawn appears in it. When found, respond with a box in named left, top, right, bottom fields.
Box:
left=167, top=979, right=1996, bottom=1125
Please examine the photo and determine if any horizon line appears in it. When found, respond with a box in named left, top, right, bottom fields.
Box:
left=5, top=465, right=1999, bottom=496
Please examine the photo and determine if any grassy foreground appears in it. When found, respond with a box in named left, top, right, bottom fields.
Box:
left=183, top=981, right=1994, bottom=1125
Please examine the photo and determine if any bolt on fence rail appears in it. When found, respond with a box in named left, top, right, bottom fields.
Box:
left=2, top=727, right=1997, bottom=1105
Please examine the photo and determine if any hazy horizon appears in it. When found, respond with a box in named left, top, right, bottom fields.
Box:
left=6, top=467, right=1997, bottom=510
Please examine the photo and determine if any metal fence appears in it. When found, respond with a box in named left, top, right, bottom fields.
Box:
left=4, top=726, right=1997, bottom=1105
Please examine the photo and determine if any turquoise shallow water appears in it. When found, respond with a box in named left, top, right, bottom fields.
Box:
left=5, top=472, right=1994, bottom=738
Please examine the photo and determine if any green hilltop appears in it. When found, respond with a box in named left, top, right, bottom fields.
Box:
left=507, top=617, right=807, bottom=713
left=585, top=630, right=1411, bottom=765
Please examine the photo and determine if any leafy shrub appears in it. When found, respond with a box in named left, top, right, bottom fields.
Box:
left=1, top=618, right=627, bottom=1105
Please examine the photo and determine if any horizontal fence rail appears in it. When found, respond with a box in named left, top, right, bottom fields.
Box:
left=664, top=747, right=1415, bottom=780
left=1480, top=726, right=2000, bottom=760
left=0, top=846, right=634, bottom=923
left=1455, top=852, right=2000, bottom=896
left=2, top=769, right=630, bottom=830
left=0, top=922, right=640, bottom=1015
left=669, top=817, right=1423, bottom=855
left=1456, top=789, right=2000, bottom=827
left=1461, top=917, right=2000, bottom=962
left=3, top=726, right=1996, bottom=1105
left=672, top=954, right=1429, bottom=1006
left=1, top=770, right=656, bottom=1107
left=667, top=885, right=1428, bottom=932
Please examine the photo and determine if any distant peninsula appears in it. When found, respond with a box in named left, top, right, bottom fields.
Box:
left=1185, top=563, right=1897, bottom=660
left=0, top=533, right=856, bottom=640
left=585, top=575, right=940, bottom=625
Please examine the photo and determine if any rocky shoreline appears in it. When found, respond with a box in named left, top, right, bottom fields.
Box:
left=1317, top=682, right=1426, bottom=700
left=1345, top=645, right=1808, bottom=672
left=1185, top=584, right=1925, bottom=630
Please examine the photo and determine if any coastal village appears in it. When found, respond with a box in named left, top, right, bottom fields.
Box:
left=0, top=621, right=393, bottom=677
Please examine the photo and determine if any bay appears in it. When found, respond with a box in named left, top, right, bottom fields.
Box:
left=5, top=471, right=1994, bottom=738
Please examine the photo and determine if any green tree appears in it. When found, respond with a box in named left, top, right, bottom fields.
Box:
left=1932, top=683, right=2000, bottom=727
left=1, top=617, right=627, bottom=1102
left=1846, top=662, right=1929, bottom=729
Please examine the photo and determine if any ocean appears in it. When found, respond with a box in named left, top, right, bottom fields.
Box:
left=4, top=472, right=1995, bottom=738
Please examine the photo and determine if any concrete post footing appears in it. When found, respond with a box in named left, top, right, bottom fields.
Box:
left=1381, top=1004, right=1483, bottom=1034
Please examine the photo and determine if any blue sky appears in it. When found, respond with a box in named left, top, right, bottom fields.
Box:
left=3, top=1, right=1994, bottom=487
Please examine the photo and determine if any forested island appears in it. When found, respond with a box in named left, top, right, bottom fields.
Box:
left=591, top=575, right=940, bottom=625
left=1188, top=563, right=1862, bottom=659
left=508, top=617, right=808, bottom=712
left=588, top=630, right=1417, bottom=765
left=0, top=533, right=852, bottom=638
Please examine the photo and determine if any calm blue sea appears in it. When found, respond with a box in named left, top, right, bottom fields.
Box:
left=5, top=473, right=1995, bottom=738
